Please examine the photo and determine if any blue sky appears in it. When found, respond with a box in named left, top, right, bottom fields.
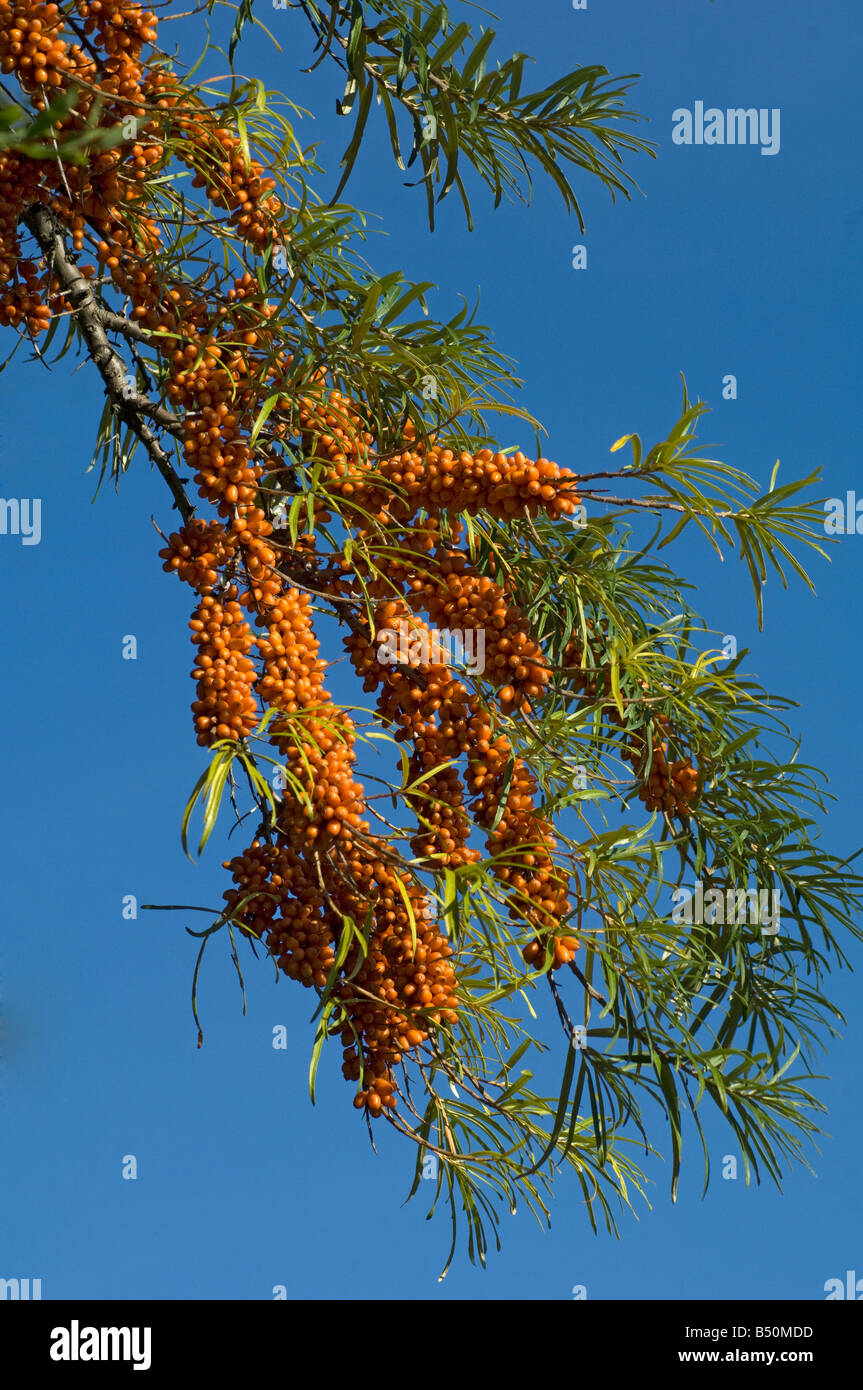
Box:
left=1, top=0, right=861, bottom=1299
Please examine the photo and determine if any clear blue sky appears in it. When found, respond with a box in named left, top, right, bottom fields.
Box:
left=1, top=0, right=861, bottom=1299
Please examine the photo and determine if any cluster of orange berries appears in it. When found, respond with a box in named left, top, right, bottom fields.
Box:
left=188, top=590, right=259, bottom=746
left=272, top=699, right=367, bottom=856
left=0, top=0, right=579, bottom=1122
left=339, top=900, right=459, bottom=1108
left=0, top=153, right=44, bottom=327
left=251, top=838, right=461, bottom=1106
left=254, top=588, right=325, bottom=716
left=77, top=0, right=157, bottom=61
left=299, top=391, right=582, bottom=531
left=182, top=118, right=281, bottom=248
left=406, top=761, right=481, bottom=868
left=232, top=846, right=459, bottom=1112
left=376, top=444, right=580, bottom=522
left=335, top=482, right=581, bottom=936
left=183, top=393, right=262, bottom=517
left=0, top=253, right=50, bottom=332
left=299, top=389, right=377, bottom=468
left=268, top=882, right=336, bottom=990
left=221, top=840, right=296, bottom=948
left=341, top=518, right=553, bottom=716
left=0, top=2, right=84, bottom=91
left=404, top=544, right=551, bottom=715
left=470, top=754, right=570, bottom=935
left=159, top=518, right=234, bottom=591
left=523, top=934, right=581, bottom=969
left=342, top=576, right=575, bottom=955
left=222, top=746, right=460, bottom=1114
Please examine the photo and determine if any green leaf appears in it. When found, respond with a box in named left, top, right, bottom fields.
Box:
left=332, top=75, right=375, bottom=202
left=249, top=392, right=280, bottom=446
left=488, top=753, right=515, bottom=833
left=309, top=1000, right=334, bottom=1105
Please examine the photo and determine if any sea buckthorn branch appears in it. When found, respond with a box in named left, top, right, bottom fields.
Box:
left=31, top=274, right=186, bottom=458
left=5, top=0, right=860, bottom=1274
left=284, top=0, right=656, bottom=232
left=22, top=200, right=195, bottom=518
left=578, top=487, right=735, bottom=519
left=91, top=300, right=163, bottom=345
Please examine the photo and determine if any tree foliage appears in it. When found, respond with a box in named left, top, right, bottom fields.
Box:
left=1, top=0, right=859, bottom=1276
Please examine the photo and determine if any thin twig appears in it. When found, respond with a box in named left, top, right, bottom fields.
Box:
left=22, top=203, right=195, bottom=522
